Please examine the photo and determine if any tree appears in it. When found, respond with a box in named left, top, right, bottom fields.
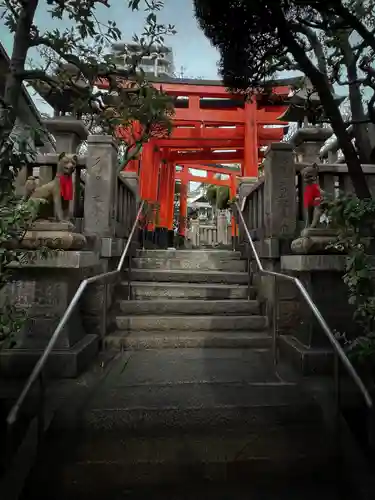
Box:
left=194, top=0, right=375, bottom=199
left=0, top=0, right=175, bottom=346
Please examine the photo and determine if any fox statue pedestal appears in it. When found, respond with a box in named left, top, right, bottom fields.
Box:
left=19, top=221, right=86, bottom=250
left=0, top=250, right=100, bottom=378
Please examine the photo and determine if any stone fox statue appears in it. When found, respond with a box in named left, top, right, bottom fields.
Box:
left=24, top=152, right=77, bottom=222
left=302, top=163, right=323, bottom=229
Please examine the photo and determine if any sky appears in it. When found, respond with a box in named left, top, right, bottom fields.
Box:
left=0, top=0, right=222, bottom=189
left=0, top=0, right=221, bottom=93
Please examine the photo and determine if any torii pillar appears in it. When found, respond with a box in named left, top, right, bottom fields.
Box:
left=156, top=160, right=169, bottom=248
left=166, top=162, right=176, bottom=247
left=243, top=100, right=259, bottom=179
left=179, top=165, right=189, bottom=238
left=139, top=141, right=160, bottom=243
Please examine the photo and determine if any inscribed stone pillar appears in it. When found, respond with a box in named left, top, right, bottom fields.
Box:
left=263, top=143, right=296, bottom=238
left=84, top=135, right=118, bottom=237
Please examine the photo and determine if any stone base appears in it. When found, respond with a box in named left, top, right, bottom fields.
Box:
left=291, top=228, right=337, bottom=254
left=0, top=334, right=98, bottom=378
left=20, top=220, right=86, bottom=250
left=279, top=335, right=333, bottom=376
left=154, top=227, right=168, bottom=249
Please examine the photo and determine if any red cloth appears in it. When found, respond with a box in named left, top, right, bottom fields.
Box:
left=304, top=183, right=321, bottom=208
left=57, top=174, right=73, bottom=201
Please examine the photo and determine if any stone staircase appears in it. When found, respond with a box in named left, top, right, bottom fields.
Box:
left=19, top=250, right=346, bottom=499
left=106, top=249, right=271, bottom=350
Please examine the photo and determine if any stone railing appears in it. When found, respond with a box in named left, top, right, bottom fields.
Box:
left=187, top=214, right=232, bottom=248
left=241, top=177, right=265, bottom=238
left=199, top=224, right=217, bottom=247
left=240, top=132, right=375, bottom=377
left=116, top=171, right=137, bottom=239
left=0, top=120, right=139, bottom=379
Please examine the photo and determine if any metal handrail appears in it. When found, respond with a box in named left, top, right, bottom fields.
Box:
left=7, top=200, right=145, bottom=427
left=235, top=201, right=373, bottom=410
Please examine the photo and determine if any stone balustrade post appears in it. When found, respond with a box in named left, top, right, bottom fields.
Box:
left=238, top=176, right=257, bottom=204
left=119, top=171, right=139, bottom=201
left=264, top=143, right=296, bottom=239
left=84, top=135, right=118, bottom=237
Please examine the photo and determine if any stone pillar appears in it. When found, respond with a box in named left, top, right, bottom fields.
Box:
left=217, top=212, right=228, bottom=245
left=264, top=143, right=296, bottom=239
left=238, top=177, right=257, bottom=204
left=291, top=126, right=333, bottom=163
left=119, top=171, right=139, bottom=200
left=278, top=255, right=352, bottom=375
left=190, top=219, right=200, bottom=247
left=84, top=135, right=118, bottom=237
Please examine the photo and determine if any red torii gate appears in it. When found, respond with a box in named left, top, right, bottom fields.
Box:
left=97, top=78, right=290, bottom=242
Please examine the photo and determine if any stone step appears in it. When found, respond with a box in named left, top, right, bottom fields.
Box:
left=116, top=299, right=260, bottom=316
left=114, top=315, right=268, bottom=332
left=126, top=282, right=255, bottom=300
left=54, top=383, right=322, bottom=435
left=133, top=257, right=246, bottom=272
left=44, top=483, right=340, bottom=500
left=105, top=331, right=271, bottom=350
left=29, top=425, right=334, bottom=494
left=137, top=249, right=242, bottom=260
left=95, top=349, right=279, bottom=387
left=130, top=269, right=249, bottom=284
left=20, top=351, right=337, bottom=499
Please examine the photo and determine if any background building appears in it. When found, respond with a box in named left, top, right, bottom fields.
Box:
left=112, top=42, right=174, bottom=78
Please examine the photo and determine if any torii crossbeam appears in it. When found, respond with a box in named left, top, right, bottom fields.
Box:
left=97, top=77, right=291, bottom=244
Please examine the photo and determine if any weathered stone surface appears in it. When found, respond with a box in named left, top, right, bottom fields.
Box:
left=5, top=272, right=85, bottom=349
left=277, top=260, right=356, bottom=346
left=281, top=254, right=346, bottom=272
left=20, top=229, right=86, bottom=250
left=131, top=268, right=249, bottom=284
left=114, top=314, right=268, bottom=332
left=118, top=171, right=139, bottom=198
left=84, top=135, right=118, bottom=237
left=0, top=250, right=102, bottom=378
left=127, top=282, right=254, bottom=301
left=291, top=228, right=338, bottom=255
left=15, top=250, right=100, bottom=268
left=279, top=335, right=333, bottom=375
left=263, top=143, right=296, bottom=238
left=117, top=299, right=260, bottom=316
left=0, top=334, right=98, bottom=378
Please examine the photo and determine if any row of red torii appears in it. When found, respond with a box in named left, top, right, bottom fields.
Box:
left=98, top=78, right=291, bottom=238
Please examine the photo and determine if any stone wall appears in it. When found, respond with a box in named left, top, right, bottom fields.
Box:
left=240, top=129, right=375, bottom=374
left=0, top=120, right=139, bottom=378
